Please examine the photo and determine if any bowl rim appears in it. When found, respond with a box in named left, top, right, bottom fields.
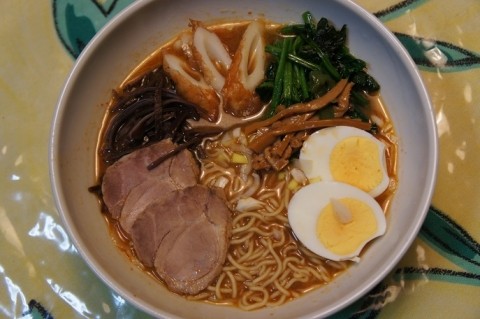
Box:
left=49, top=0, right=438, bottom=318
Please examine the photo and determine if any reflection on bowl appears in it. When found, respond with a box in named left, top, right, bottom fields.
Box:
left=49, top=0, right=437, bottom=318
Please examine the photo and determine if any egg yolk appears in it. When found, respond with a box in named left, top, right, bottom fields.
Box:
left=316, top=198, right=378, bottom=255
left=329, top=136, right=383, bottom=194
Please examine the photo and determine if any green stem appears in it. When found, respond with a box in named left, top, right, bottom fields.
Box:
left=288, top=53, right=322, bottom=70
left=266, top=38, right=290, bottom=117
left=266, top=45, right=322, bottom=71
left=294, top=64, right=309, bottom=100
left=283, top=59, right=293, bottom=105
left=292, top=36, right=309, bottom=101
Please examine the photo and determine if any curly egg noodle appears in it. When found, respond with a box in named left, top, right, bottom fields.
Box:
left=193, top=130, right=348, bottom=310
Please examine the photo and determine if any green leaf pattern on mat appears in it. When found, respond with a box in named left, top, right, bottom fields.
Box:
left=53, top=0, right=132, bottom=58
left=420, top=207, right=480, bottom=275
left=374, top=0, right=430, bottom=22
left=393, top=33, right=480, bottom=72
left=373, top=0, right=480, bottom=72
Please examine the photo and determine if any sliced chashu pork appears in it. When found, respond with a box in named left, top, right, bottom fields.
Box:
left=119, top=178, right=177, bottom=234
left=130, top=185, right=232, bottom=295
left=102, top=139, right=232, bottom=295
left=101, top=139, right=199, bottom=223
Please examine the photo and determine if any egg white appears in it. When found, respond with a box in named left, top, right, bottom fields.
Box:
left=298, top=126, right=389, bottom=198
left=288, top=181, right=386, bottom=262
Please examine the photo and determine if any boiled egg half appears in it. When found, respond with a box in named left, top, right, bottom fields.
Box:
left=298, top=126, right=389, bottom=198
left=288, top=181, right=386, bottom=262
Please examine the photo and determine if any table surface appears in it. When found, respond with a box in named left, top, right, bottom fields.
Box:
left=1, top=1, right=479, bottom=318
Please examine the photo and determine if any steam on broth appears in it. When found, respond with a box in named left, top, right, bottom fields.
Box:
left=91, top=12, right=398, bottom=310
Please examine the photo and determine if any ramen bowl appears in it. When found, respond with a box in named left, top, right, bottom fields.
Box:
left=49, top=0, right=437, bottom=318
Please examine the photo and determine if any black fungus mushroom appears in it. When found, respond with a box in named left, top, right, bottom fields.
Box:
left=100, top=67, right=219, bottom=167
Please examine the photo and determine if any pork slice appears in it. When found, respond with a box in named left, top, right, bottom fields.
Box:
left=169, top=146, right=201, bottom=189
left=102, top=139, right=175, bottom=219
left=130, top=184, right=210, bottom=267
left=119, top=179, right=177, bottom=234
left=130, top=197, right=186, bottom=267
left=154, top=186, right=232, bottom=295
left=130, top=185, right=232, bottom=294
left=101, top=139, right=199, bottom=219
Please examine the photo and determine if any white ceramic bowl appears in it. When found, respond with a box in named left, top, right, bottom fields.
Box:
left=49, top=0, right=438, bottom=318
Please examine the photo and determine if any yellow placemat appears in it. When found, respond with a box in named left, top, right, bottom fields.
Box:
left=0, top=0, right=478, bottom=318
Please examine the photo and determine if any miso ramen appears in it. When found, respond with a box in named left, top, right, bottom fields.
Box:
left=90, top=12, right=398, bottom=310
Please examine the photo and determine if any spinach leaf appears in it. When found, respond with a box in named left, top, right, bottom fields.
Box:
left=259, top=11, right=380, bottom=118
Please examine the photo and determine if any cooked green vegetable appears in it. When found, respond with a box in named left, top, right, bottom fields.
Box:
left=257, top=11, right=380, bottom=119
